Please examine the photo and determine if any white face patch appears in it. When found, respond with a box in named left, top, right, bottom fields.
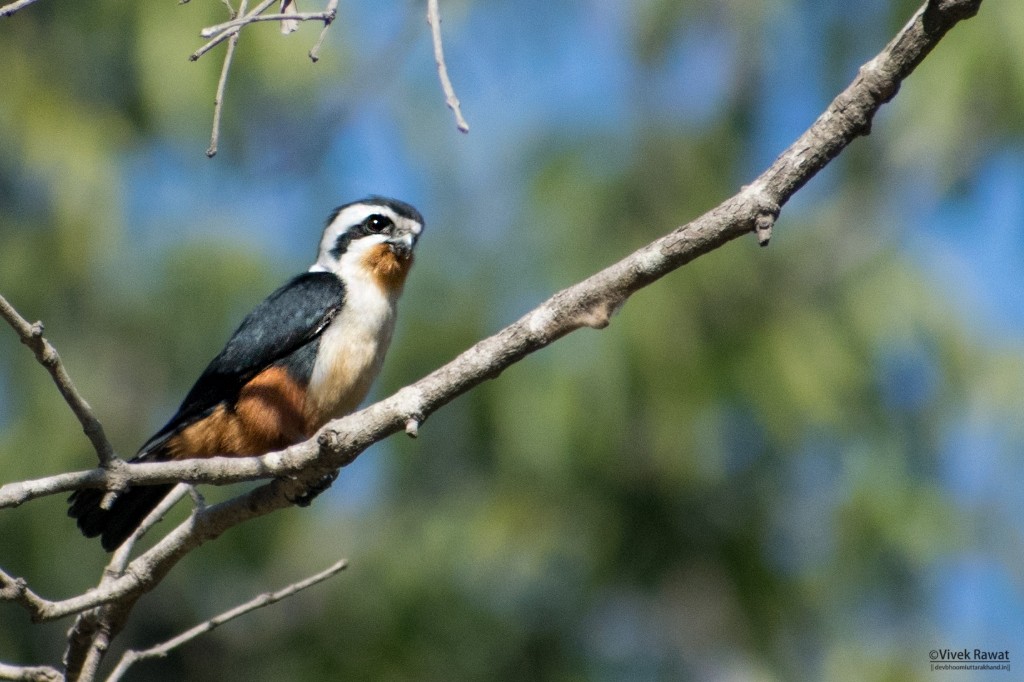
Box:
left=335, top=232, right=388, bottom=283
left=311, top=201, right=423, bottom=276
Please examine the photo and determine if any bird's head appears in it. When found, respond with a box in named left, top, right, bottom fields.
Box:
left=311, top=196, right=425, bottom=293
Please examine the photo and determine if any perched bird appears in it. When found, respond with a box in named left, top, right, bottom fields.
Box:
left=69, top=196, right=424, bottom=551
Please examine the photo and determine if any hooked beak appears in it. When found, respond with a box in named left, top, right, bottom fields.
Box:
left=386, top=233, right=415, bottom=259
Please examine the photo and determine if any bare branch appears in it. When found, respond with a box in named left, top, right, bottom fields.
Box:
left=426, top=0, right=469, bottom=133
left=190, top=0, right=276, bottom=62
left=309, top=0, right=338, bottom=62
left=194, top=0, right=338, bottom=152
left=111, top=484, right=196, bottom=570
left=0, top=567, right=50, bottom=623
left=0, top=294, right=115, bottom=466
left=0, top=0, right=41, bottom=19
left=60, top=485, right=195, bottom=679
left=207, top=0, right=247, bottom=157
left=0, top=663, right=62, bottom=682
left=73, top=623, right=110, bottom=682
left=3, top=484, right=285, bottom=624
left=201, top=10, right=335, bottom=38
left=0, top=452, right=290, bottom=510
left=265, top=0, right=988, bottom=483
left=1, top=468, right=109, bottom=510
left=105, top=559, right=347, bottom=682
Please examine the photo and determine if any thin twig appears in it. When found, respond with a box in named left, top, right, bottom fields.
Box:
left=190, top=0, right=275, bottom=62
left=0, top=467, right=111, bottom=510
left=110, top=484, right=194, bottom=572
left=0, top=294, right=115, bottom=466
left=104, top=559, right=347, bottom=682
left=201, top=10, right=334, bottom=38
left=0, top=0, right=41, bottom=19
left=308, top=0, right=338, bottom=62
left=426, top=0, right=469, bottom=133
left=0, top=454, right=286, bottom=511
left=207, top=0, right=247, bottom=157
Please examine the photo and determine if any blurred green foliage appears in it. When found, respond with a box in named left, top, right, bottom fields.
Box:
left=2, top=1, right=1024, bottom=680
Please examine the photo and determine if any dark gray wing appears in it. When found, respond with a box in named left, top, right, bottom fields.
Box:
left=138, top=271, right=345, bottom=455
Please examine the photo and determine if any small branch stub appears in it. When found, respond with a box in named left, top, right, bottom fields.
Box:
left=754, top=210, right=775, bottom=247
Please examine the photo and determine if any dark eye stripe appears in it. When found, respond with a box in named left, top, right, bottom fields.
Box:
left=329, top=231, right=354, bottom=260
left=329, top=214, right=394, bottom=260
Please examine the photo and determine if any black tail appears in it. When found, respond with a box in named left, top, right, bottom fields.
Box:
left=68, top=482, right=175, bottom=552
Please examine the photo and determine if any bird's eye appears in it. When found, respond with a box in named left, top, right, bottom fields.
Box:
left=364, top=214, right=393, bottom=234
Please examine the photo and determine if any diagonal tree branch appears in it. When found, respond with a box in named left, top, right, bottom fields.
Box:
left=0, top=295, right=115, bottom=466
left=309, top=0, right=984, bottom=465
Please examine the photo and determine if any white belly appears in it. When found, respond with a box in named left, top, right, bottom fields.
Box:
left=304, top=279, right=397, bottom=425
